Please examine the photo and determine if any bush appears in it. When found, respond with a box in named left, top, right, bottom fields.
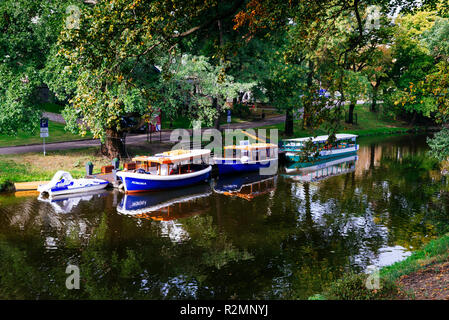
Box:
left=0, top=180, right=15, bottom=192
left=232, top=103, right=251, bottom=118
left=322, top=272, right=399, bottom=300
left=427, top=128, right=449, bottom=162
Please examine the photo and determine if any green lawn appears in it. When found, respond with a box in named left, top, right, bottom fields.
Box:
left=39, top=102, right=65, bottom=114
left=0, top=147, right=112, bottom=191
left=0, top=121, right=93, bottom=147
left=258, top=104, right=413, bottom=139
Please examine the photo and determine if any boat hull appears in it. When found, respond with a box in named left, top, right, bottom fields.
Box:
left=117, top=166, right=212, bottom=193
left=214, top=158, right=278, bottom=175
left=39, top=180, right=109, bottom=196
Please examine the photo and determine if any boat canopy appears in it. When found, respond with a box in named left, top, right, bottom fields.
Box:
left=132, top=149, right=211, bottom=165
left=37, top=170, right=74, bottom=194
left=283, top=134, right=357, bottom=143
left=224, top=143, right=278, bottom=150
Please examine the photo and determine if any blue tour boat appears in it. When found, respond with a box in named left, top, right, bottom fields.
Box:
left=213, top=141, right=278, bottom=175
left=280, top=133, right=359, bottom=165
left=116, top=149, right=212, bottom=193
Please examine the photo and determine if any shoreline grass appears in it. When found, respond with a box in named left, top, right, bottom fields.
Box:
left=310, top=233, right=449, bottom=300
left=0, top=147, right=112, bottom=192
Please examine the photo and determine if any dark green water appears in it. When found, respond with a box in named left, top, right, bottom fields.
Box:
left=0, top=134, right=448, bottom=299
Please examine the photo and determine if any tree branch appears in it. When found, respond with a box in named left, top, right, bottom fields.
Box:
left=172, top=0, right=244, bottom=38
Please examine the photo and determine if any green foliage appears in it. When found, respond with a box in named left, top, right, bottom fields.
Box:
left=232, top=103, right=251, bottom=118
left=55, top=0, right=246, bottom=141
left=0, top=0, right=82, bottom=135
left=322, top=272, right=398, bottom=300
left=422, top=17, right=449, bottom=58
left=154, top=54, right=254, bottom=127
left=427, top=128, right=449, bottom=161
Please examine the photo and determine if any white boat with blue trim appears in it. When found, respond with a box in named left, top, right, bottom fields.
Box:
left=280, top=133, right=359, bottom=165
left=37, top=171, right=109, bottom=196
left=116, top=149, right=212, bottom=193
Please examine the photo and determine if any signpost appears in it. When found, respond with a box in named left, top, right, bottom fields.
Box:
left=227, top=109, right=231, bottom=130
left=40, top=118, right=49, bottom=156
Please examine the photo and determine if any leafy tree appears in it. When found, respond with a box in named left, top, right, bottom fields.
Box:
left=0, top=0, right=80, bottom=135
left=154, top=54, right=255, bottom=128
left=389, top=11, right=438, bottom=123
left=56, top=0, right=245, bottom=158
left=342, top=70, right=370, bottom=124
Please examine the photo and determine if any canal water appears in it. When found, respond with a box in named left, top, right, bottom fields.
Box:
left=0, top=134, right=448, bottom=299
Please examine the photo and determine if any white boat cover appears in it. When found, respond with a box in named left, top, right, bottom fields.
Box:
left=38, top=171, right=74, bottom=193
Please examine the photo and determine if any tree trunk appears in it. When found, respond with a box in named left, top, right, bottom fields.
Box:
left=213, top=97, right=221, bottom=130
left=370, top=144, right=375, bottom=169
left=285, top=108, right=294, bottom=136
left=303, top=60, right=314, bottom=129
left=102, top=128, right=126, bottom=159
left=371, top=82, right=380, bottom=112
left=410, top=110, right=417, bottom=125
left=347, top=102, right=355, bottom=124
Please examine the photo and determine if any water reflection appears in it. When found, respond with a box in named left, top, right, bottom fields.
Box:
left=283, top=155, right=358, bottom=182
left=38, top=190, right=109, bottom=214
left=117, top=184, right=212, bottom=220
left=0, top=134, right=448, bottom=299
left=213, top=173, right=277, bottom=200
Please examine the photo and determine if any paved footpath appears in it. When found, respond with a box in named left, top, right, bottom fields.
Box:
left=0, top=115, right=285, bottom=155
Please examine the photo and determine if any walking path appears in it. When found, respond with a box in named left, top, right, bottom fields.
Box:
left=0, top=115, right=285, bottom=155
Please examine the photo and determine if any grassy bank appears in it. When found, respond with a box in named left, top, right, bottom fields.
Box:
left=259, top=104, right=417, bottom=138
left=0, top=148, right=111, bottom=192
left=0, top=142, right=176, bottom=192
left=310, top=233, right=449, bottom=300
left=0, top=120, right=93, bottom=148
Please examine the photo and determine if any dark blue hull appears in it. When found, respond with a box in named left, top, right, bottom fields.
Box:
left=215, top=159, right=276, bottom=175
left=118, top=169, right=211, bottom=193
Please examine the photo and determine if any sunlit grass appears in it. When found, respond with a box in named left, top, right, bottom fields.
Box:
left=0, top=121, right=93, bottom=147
left=0, top=147, right=112, bottom=185
left=258, top=104, right=412, bottom=138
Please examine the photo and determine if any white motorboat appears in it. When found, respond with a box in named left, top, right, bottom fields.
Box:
left=37, top=171, right=109, bottom=196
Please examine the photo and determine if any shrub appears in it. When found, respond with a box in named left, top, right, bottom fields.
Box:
left=232, top=103, right=251, bottom=118
left=0, top=180, right=15, bottom=192
left=322, top=272, right=399, bottom=300
left=427, top=128, right=449, bottom=162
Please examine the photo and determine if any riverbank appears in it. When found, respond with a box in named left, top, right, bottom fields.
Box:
left=0, top=143, right=175, bottom=192
left=310, top=233, right=449, bottom=300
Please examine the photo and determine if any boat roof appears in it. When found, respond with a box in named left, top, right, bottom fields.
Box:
left=283, top=133, right=357, bottom=143
left=132, top=149, right=210, bottom=164
left=224, top=143, right=278, bottom=150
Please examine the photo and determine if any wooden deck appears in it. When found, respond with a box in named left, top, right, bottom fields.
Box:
left=14, top=181, right=49, bottom=191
